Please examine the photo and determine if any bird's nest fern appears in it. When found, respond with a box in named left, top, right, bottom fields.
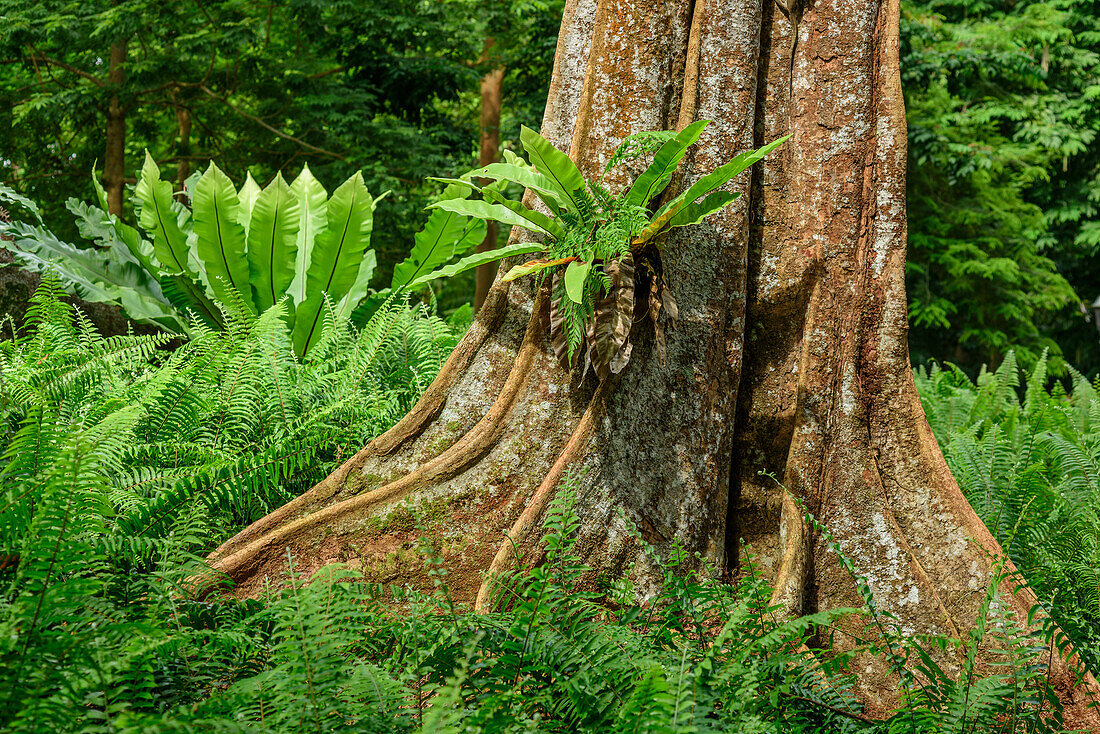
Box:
left=430, top=121, right=786, bottom=378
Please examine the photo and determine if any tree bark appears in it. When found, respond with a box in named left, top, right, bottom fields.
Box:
left=475, top=60, right=506, bottom=312
left=104, top=38, right=127, bottom=216
left=204, top=0, right=1099, bottom=720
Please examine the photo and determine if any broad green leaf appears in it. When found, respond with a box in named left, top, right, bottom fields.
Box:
left=392, top=182, right=485, bottom=290
left=237, top=172, right=262, bottom=234
left=159, top=274, right=221, bottom=326
left=426, top=177, right=480, bottom=193
left=91, top=164, right=160, bottom=277
left=658, top=136, right=789, bottom=220
left=135, top=151, right=192, bottom=277
left=501, top=257, right=575, bottom=282
left=468, top=162, right=570, bottom=213
left=427, top=198, right=553, bottom=239
left=288, top=164, right=328, bottom=307
left=292, top=171, right=374, bottom=356
left=520, top=126, right=585, bottom=214
left=624, top=119, right=709, bottom=207
left=336, top=192, right=384, bottom=319
left=405, top=241, right=544, bottom=291
left=183, top=170, right=202, bottom=200
left=564, top=260, right=590, bottom=304
left=0, top=181, right=40, bottom=220
left=336, top=250, right=377, bottom=320
left=247, top=172, right=300, bottom=313
left=0, top=218, right=186, bottom=331
left=636, top=191, right=740, bottom=242
left=667, top=191, right=740, bottom=229
left=481, top=189, right=567, bottom=240
left=639, top=136, right=788, bottom=243
left=90, top=164, right=110, bottom=211
left=193, top=162, right=252, bottom=310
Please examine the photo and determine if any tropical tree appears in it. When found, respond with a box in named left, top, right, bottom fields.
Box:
left=195, top=0, right=1095, bottom=719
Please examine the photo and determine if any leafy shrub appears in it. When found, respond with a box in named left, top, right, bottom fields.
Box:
left=0, top=161, right=485, bottom=357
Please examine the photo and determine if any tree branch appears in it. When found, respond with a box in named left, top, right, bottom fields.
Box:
left=197, top=85, right=346, bottom=161
left=26, top=46, right=104, bottom=87
left=309, top=66, right=345, bottom=80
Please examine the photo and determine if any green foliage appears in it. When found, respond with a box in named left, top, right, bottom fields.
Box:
left=918, top=351, right=1100, bottom=673
left=1, top=162, right=393, bottom=357
left=0, top=422, right=1073, bottom=733
left=902, top=1, right=1100, bottom=371
left=0, top=0, right=565, bottom=308
left=428, top=123, right=785, bottom=375
left=389, top=182, right=488, bottom=292
left=0, top=274, right=460, bottom=581
left=0, top=277, right=465, bottom=730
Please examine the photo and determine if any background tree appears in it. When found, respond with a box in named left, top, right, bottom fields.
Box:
left=201, top=0, right=1098, bottom=719
left=467, top=1, right=565, bottom=310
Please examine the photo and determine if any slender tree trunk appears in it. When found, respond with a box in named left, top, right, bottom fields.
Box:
left=475, top=61, right=506, bottom=311
left=104, top=39, right=127, bottom=216
left=205, top=0, right=1099, bottom=721
left=175, top=104, right=193, bottom=192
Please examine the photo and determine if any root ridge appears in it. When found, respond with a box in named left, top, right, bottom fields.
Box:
left=203, top=288, right=545, bottom=591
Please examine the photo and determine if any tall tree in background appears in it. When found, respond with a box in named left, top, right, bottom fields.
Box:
left=472, top=1, right=565, bottom=311
left=203, top=0, right=1098, bottom=719
left=475, top=50, right=504, bottom=311
left=104, top=18, right=127, bottom=214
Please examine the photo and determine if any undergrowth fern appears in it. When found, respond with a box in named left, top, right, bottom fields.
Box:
left=0, top=285, right=1083, bottom=732
left=0, top=277, right=462, bottom=731
left=918, top=351, right=1100, bottom=675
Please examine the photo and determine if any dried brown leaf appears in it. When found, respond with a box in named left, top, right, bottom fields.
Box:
left=591, top=252, right=636, bottom=378
left=548, top=273, right=573, bottom=369
left=661, top=286, right=678, bottom=321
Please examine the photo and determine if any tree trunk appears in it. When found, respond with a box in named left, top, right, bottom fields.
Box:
left=104, top=38, right=127, bottom=216
left=175, top=104, right=193, bottom=192
left=205, top=0, right=1099, bottom=720
left=475, top=62, right=506, bottom=311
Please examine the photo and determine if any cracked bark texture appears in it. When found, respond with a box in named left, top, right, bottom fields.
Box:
left=204, top=0, right=1099, bottom=719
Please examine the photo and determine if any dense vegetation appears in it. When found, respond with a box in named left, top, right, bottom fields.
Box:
left=3, top=0, right=1100, bottom=730
left=0, top=0, right=563, bottom=310
left=2, top=0, right=1098, bottom=373
left=0, top=293, right=1079, bottom=730
left=920, top=354, right=1100, bottom=675
left=902, top=0, right=1100, bottom=372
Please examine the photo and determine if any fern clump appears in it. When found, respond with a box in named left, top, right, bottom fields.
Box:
left=0, top=278, right=463, bottom=732
left=918, top=351, right=1100, bottom=675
